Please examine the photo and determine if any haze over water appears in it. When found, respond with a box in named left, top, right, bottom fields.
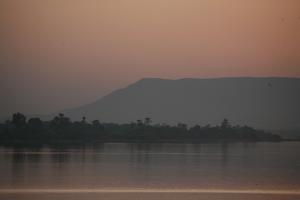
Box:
left=0, top=142, right=300, bottom=199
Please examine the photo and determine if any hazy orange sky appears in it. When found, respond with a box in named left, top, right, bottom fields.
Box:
left=0, top=0, right=300, bottom=117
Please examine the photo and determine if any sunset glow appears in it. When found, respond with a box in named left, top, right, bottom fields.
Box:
left=0, top=0, right=299, bottom=116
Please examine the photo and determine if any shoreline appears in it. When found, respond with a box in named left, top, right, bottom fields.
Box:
left=0, top=138, right=298, bottom=148
left=0, top=188, right=300, bottom=195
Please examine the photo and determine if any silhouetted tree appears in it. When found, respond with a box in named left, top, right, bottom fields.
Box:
left=92, top=120, right=101, bottom=127
left=12, top=113, right=26, bottom=128
left=144, top=117, right=152, bottom=126
left=221, top=118, right=231, bottom=129
left=177, top=123, right=187, bottom=130
left=81, top=116, right=87, bottom=125
left=0, top=113, right=282, bottom=142
left=50, top=113, right=71, bottom=130
left=28, top=117, right=43, bottom=128
left=137, top=119, right=143, bottom=126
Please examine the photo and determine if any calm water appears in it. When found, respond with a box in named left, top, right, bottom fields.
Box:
left=0, top=142, right=300, bottom=200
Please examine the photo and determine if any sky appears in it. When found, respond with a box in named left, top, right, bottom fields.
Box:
left=0, top=0, right=299, bottom=118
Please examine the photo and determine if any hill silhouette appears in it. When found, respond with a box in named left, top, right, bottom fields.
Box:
left=54, top=77, right=299, bottom=130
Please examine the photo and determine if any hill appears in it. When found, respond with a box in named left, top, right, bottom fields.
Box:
left=60, top=77, right=300, bottom=130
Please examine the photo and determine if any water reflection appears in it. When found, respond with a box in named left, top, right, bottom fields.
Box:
left=0, top=142, right=299, bottom=190
left=11, top=151, right=26, bottom=187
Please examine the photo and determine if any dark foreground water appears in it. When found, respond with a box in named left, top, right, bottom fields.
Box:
left=0, top=142, right=299, bottom=200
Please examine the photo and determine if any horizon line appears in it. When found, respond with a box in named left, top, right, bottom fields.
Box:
left=0, top=188, right=300, bottom=195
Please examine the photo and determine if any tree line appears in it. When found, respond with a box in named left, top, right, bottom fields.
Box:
left=0, top=113, right=282, bottom=142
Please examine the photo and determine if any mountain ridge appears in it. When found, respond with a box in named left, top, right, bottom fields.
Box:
left=52, top=77, right=300, bottom=130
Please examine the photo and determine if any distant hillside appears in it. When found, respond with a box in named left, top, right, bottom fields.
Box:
left=59, top=77, right=300, bottom=130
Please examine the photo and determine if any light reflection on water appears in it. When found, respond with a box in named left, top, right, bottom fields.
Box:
left=0, top=142, right=299, bottom=199
left=1, top=193, right=300, bottom=200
